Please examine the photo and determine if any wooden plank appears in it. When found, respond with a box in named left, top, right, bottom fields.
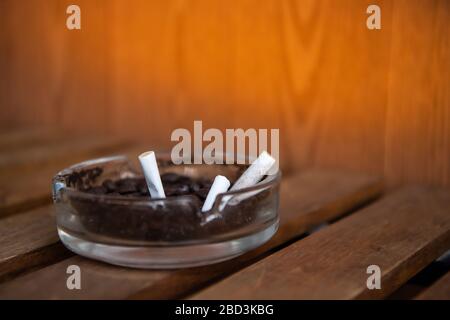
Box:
left=384, top=0, right=450, bottom=187
left=0, top=137, right=133, bottom=217
left=0, top=206, right=70, bottom=283
left=0, top=167, right=58, bottom=217
left=0, top=136, right=130, bottom=174
left=190, top=186, right=450, bottom=300
left=0, top=129, right=58, bottom=152
left=0, top=170, right=381, bottom=299
left=277, top=0, right=393, bottom=177
left=416, top=271, right=450, bottom=300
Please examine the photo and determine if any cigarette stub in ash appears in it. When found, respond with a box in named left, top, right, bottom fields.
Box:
left=230, top=151, right=276, bottom=192
left=139, top=151, right=166, bottom=199
left=201, top=175, right=231, bottom=212
left=219, top=151, right=276, bottom=210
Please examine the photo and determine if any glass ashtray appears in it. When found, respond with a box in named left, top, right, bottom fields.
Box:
left=52, top=154, right=281, bottom=268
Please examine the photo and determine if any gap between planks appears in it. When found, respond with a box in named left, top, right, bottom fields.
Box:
left=415, top=270, right=450, bottom=300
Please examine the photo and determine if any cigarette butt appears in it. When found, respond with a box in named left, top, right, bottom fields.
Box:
left=230, top=151, right=276, bottom=191
left=138, top=151, right=166, bottom=199
left=202, top=175, right=230, bottom=212
left=219, top=151, right=276, bottom=210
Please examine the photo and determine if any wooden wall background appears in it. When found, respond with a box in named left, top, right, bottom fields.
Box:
left=0, top=0, right=449, bottom=187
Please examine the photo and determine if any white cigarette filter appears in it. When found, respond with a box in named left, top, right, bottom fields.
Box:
left=138, top=151, right=166, bottom=199
left=230, top=151, right=276, bottom=191
left=219, top=151, right=276, bottom=210
left=202, top=175, right=231, bottom=212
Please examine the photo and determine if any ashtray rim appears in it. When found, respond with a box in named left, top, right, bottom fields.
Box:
left=53, top=153, right=282, bottom=210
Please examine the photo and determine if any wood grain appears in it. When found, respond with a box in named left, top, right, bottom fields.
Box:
left=190, top=186, right=450, bottom=299
left=0, top=0, right=110, bottom=133
left=0, top=1, right=448, bottom=187
left=278, top=0, right=393, bottom=175
left=416, top=271, right=450, bottom=300
left=0, top=206, right=70, bottom=283
left=384, top=0, right=450, bottom=187
left=0, top=170, right=381, bottom=299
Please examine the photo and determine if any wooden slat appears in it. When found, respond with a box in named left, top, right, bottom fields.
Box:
left=0, top=137, right=133, bottom=217
left=0, top=206, right=70, bottom=283
left=416, top=271, right=450, bottom=300
left=0, top=136, right=130, bottom=175
left=0, top=170, right=381, bottom=299
left=190, top=186, right=450, bottom=300
left=0, top=128, right=56, bottom=152
left=0, top=167, right=58, bottom=217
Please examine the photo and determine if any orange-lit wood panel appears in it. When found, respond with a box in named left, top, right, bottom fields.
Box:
left=0, top=0, right=448, bottom=187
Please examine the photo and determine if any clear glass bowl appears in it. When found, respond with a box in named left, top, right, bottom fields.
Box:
left=52, top=154, right=281, bottom=268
